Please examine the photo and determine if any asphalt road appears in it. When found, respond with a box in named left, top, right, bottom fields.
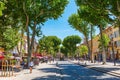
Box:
left=56, top=61, right=120, bottom=80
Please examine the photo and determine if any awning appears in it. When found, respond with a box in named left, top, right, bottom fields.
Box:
left=0, top=55, right=4, bottom=60
left=33, top=53, right=43, bottom=59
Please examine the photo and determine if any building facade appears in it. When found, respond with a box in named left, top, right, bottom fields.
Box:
left=88, top=26, right=120, bottom=61
left=11, top=35, right=38, bottom=57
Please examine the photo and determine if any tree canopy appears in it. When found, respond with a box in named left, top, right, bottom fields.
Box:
left=62, top=35, right=81, bottom=57
left=0, top=28, right=20, bottom=51
left=74, top=0, right=114, bottom=64
left=98, top=33, right=110, bottom=51
left=0, top=0, right=68, bottom=64
left=68, top=13, right=90, bottom=38
left=76, top=45, right=88, bottom=57
left=39, top=36, right=61, bottom=57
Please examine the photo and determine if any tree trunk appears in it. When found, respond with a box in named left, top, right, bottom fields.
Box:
left=99, top=25, right=106, bottom=64
left=29, top=21, right=37, bottom=57
left=117, top=16, right=120, bottom=38
left=25, top=15, right=31, bottom=67
left=27, top=21, right=37, bottom=67
left=22, top=1, right=31, bottom=67
left=85, top=36, right=91, bottom=60
left=19, top=28, right=24, bottom=58
left=117, top=0, right=120, bottom=36
left=17, top=45, right=20, bottom=54
left=90, top=25, right=94, bottom=63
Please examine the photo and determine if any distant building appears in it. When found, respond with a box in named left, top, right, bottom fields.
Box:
left=10, top=35, right=38, bottom=57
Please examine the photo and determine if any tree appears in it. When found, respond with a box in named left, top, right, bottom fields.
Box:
left=75, top=0, right=113, bottom=64
left=79, top=45, right=88, bottom=58
left=68, top=13, right=95, bottom=61
left=60, top=46, right=68, bottom=57
left=22, top=0, right=69, bottom=64
left=98, top=34, right=110, bottom=56
left=39, top=36, right=53, bottom=55
left=47, top=36, right=61, bottom=53
left=39, top=36, right=61, bottom=57
left=75, top=45, right=88, bottom=62
left=108, top=1, right=120, bottom=37
left=62, top=35, right=81, bottom=57
left=1, top=0, right=68, bottom=65
left=0, top=28, right=20, bottom=51
left=0, top=0, right=25, bottom=29
left=0, top=0, right=26, bottom=55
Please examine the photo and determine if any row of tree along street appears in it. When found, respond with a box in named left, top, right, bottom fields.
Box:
left=1, top=0, right=120, bottom=66
left=68, top=0, right=120, bottom=65
left=38, top=35, right=82, bottom=59
left=0, top=0, right=69, bottom=66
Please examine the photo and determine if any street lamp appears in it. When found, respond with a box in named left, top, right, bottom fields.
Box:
left=111, top=37, right=116, bottom=66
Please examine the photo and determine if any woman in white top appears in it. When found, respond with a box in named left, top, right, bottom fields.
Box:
left=29, top=58, right=34, bottom=73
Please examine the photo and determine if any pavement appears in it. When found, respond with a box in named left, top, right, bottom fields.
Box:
left=70, top=60, right=120, bottom=77
left=0, top=61, right=58, bottom=80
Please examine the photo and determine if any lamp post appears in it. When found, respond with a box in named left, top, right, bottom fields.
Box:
left=111, top=37, right=116, bottom=66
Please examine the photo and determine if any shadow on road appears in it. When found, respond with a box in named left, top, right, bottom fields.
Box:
left=32, top=63, right=120, bottom=80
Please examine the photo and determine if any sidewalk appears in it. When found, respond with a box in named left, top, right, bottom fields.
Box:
left=0, top=61, right=57, bottom=80
left=70, top=60, right=120, bottom=77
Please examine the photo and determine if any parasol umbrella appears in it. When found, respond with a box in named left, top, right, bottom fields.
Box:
left=0, top=55, right=4, bottom=60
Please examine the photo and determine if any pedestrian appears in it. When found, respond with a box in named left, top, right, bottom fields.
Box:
left=94, top=55, right=97, bottom=63
left=21, top=59, right=25, bottom=69
left=29, top=58, right=34, bottom=73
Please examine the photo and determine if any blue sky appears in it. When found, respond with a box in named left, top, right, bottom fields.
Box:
left=41, top=0, right=84, bottom=41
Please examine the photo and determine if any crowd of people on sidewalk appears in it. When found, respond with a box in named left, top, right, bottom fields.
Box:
left=19, top=56, right=55, bottom=73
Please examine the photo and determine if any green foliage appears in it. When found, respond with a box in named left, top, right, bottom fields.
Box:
left=107, top=0, right=120, bottom=28
left=75, top=0, right=113, bottom=27
left=48, top=36, right=61, bottom=52
left=98, top=34, right=110, bottom=50
left=74, top=0, right=114, bottom=63
left=4, top=52, right=13, bottom=59
left=0, top=0, right=69, bottom=41
left=76, top=45, right=88, bottom=57
left=27, top=0, right=69, bottom=39
left=39, top=36, right=61, bottom=56
left=62, top=35, right=81, bottom=56
left=0, top=0, right=25, bottom=29
left=12, top=60, right=17, bottom=65
left=0, top=1, right=5, bottom=16
left=23, top=0, right=69, bottom=27
left=68, top=14, right=81, bottom=28
left=68, top=13, right=90, bottom=38
left=60, top=46, right=68, bottom=57
left=0, top=28, right=20, bottom=51
left=0, top=0, right=68, bottom=64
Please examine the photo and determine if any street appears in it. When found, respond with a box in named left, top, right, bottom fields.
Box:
left=1, top=1, right=120, bottom=80
left=56, top=61, right=120, bottom=80
left=1, top=61, right=120, bottom=80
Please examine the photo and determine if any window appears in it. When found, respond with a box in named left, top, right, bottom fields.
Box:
left=116, top=30, right=119, bottom=38
left=110, top=34, right=113, bottom=39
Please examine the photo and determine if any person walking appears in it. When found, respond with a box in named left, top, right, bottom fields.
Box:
left=29, top=58, right=34, bottom=73
left=21, top=59, right=25, bottom=69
